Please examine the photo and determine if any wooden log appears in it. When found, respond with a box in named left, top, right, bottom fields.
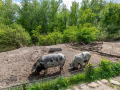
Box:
left=49, top=48, right=62, bottom=52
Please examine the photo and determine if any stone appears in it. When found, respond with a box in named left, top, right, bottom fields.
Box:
left=101, top=79, right=108, bottom=84
left=80, top=84, right=89, bottom=90
left=88, top=82, right=99, bottom=88
left=66, top=89, right=72, bottom=90
left=0, top=86, right=3, bottom=89
left=97, top=80, right=103, bottom=85
left=110, top=80, right=120, bottom=85
left=73, top=87, right=79, bottom=90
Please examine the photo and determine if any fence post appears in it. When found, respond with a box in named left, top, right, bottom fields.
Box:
left=22, top=83, right=26, bottom=90
left=88, top=65, right=92, bottom=80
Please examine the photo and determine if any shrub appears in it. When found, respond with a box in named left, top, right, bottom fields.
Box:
left=76, top=23, right=99, bottom=43
left=0, top=23, right=31, bottom=48
left=38, top=30, right=63, bottom=46
left=99, top=57, right=116, bottom=78
left=49, top=30, right=63, bottom=45
left=31, top=25, right=41, bottom=44
left=62, top=26, right=77, bottom=43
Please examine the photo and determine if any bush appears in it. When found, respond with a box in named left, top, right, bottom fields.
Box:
left=76, top=23, right=99, bottom=43
left=85, top=58, right=120, bottom=81
left=49, top=30, right=63, bottom=44
left=62, top=26, right=77, bottom=43
left=99, top=57, right=116, bottom=78
left=38, top=30, right=63, bottom=46
left=32, top=24, right=99, bottom=45
left=0, top=23, right=31, bottom=48
left=31, top=25, right=42, bottom=44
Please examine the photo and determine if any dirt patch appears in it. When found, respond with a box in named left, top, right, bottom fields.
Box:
left=0, top=42, right=120, bottom=88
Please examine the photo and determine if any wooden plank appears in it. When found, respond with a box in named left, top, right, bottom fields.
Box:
left=49, top=48, right=62, bottom=52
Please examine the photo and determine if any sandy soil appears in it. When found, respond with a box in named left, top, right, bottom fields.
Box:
left=0, top=41, right=120, bottom=88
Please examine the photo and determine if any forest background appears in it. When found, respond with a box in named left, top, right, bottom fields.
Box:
left=0, top=0, right=120, bottom=49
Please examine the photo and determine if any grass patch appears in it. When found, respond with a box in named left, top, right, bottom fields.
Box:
left=0, top=44, right=16, bottom=52
left=109, top=83, right=114, bottom=88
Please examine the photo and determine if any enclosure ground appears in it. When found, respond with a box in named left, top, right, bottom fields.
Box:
left=0, top=41, right=120, bottom=88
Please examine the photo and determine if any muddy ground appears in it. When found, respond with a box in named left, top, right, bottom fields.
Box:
left=0, top=41, right=120, bottom=88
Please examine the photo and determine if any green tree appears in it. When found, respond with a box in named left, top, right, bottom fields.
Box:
left=101, top=3, right=120, bottom=36
left=69, top=1, right=79, bottom=26
left=89, top=0, right=107, bottom=14
left=89, top=0, right=107, bottom=23
left=0, top=0, right=19, bottom=25
left=78, top=9, right=96, bottom=25
left=38, top=0, right=50, bottom=33
left=56, top=4, right=68, bottom=32
left=18, top=0, right=40, bottom=35
left=48, top=0, right=62, bottom=32
left=80, top=0, right=89, bottom=11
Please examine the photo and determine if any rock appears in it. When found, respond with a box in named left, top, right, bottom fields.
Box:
left=66, top=89, right=72, bottom=90
left=73, top=87, right=79, bottom=90
left=101, top=79, right=108, bottom=84
left=110, top=80, right=120, bottom=85
left=80, top=84, right=89, bottom=90
left=97, top=80, right=103, bottom=85
left=0, top=86, right=3, bottom=89
left=88, top=82, right=99, bottom=88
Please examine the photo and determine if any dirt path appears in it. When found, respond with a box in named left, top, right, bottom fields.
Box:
left=0, top=41, right=120, bottom=88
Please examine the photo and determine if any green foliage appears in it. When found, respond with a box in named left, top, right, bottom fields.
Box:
left=84, top=58, right=120, bottom=81
left=84, top=63, right=96, bottom=80
left=89, top=0, right=107, bottom=14
left=80, top=0, right=89, bottom=11
left=0, top=0, right=19, bottom=25
left=31, top=25, right=41, bottom=44
left=62, top=26, right=77, bottom=43
left=0, top=23, right=31, bottom=48
left=76, top=23, right=99, bottom=43
left=37, top=30, right=63, bottom=46
left=79, top=9, right=96, bottom=25
left=56, top=4, right=68, bottom=32
left=101, top=3, right=120, bottom=36
left=27, top=73, right=86, bottom=90
left=69, top=1, right=79, bottom=26
left=0, top=28, right=4, bottom=35
left=1, top=0, right=120, bottom=47
left=50, top=30, right=63, bottom=44
left=99, top=57, right=116, bottom=78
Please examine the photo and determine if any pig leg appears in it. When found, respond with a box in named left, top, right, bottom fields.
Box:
left=60, top=60, right=65, bottom=71
left=80, top=64, right=83, bottom=69
left=44, top=68, right=48, bottom=77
